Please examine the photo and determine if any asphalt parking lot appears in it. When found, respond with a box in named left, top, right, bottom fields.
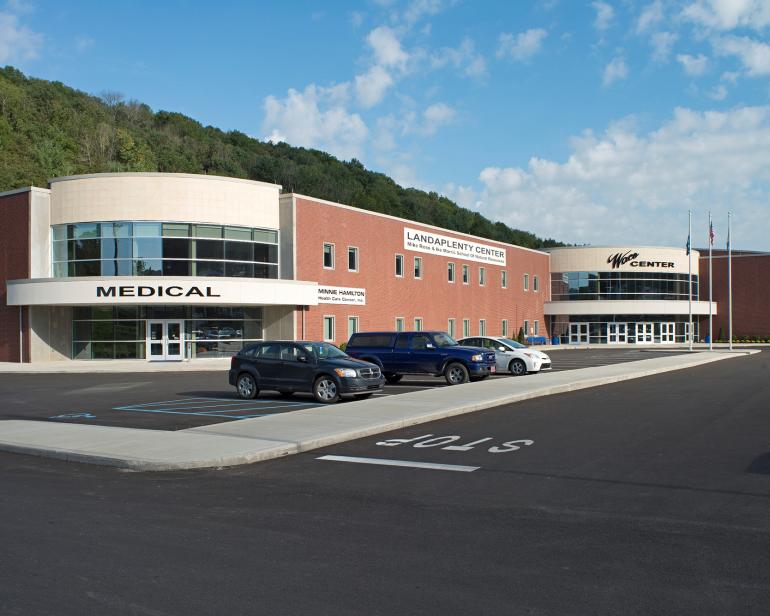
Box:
left=0, top=348, right=692, bottom=431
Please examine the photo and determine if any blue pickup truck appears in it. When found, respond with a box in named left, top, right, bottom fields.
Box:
left=346, top=331, right=497, bottom=385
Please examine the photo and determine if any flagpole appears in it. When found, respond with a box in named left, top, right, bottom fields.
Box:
left=708, top=211, right=713, bottom=351
left=688, top=210, right=692, bottom=351
left=728, top=212, right=732, bottom=351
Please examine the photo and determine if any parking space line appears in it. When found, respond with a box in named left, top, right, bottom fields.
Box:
left=110, top=407, right=274, bottom=419
left=317, top=455, right=480, bottom=472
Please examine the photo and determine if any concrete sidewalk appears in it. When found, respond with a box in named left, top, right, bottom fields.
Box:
left=0, top=358, right=231, bottom=373
left=0, top=350, right=758, bottom=471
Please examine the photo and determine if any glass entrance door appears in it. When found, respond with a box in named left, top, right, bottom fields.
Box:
left=607, top=322, right=627, bottom=344
left=147, top=320, right=185, bottom=361
left=569, top=323, right=589, bottom=344
left=635, top=322, right=654, bottom=344
left=660, top=322, right=675, bottom=343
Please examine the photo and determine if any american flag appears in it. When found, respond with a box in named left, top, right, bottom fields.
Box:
left=709, top=220, right=715, bottom=246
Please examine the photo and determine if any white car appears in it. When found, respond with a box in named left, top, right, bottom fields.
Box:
left=458, top=336, right=552, bottom=376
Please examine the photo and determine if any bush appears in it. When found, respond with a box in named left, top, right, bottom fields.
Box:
left=516, top=327, right=525, bottom=344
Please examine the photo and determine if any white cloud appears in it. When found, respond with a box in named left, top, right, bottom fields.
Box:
left=474, top=106, right=770, bottom=248
left=650, top=31, right=678, bottom=61
left=431, top=37, right=486, bottom=78
left=496, top=29, right=548, bottom=61
left=708, top=84, right=728, bottom=99
left=350, top=11, right=365, bottom=28
left=682, top=0, right=770, bottom=31
left=420, top=102, right=456, bottom=135
left=75, top=36, right=94, bottom=53
left=443, top=182, right=482, bottom=209
left=355, top=65, right=394, bottom=108
left=603, top=56, right=628, bottom=85
left=366, top=26, right=409, bottom=70
left=262, top=84, right=368, bottom=160
left=0, top=10, right=42, bottom=62
left=593, top=1, right=615, bottom=31
left=677, top=52, right=709, bottom=75
left=637, top=1, right=664, bottom=33
left=402, top=0, right=450, bottom=28
left=713, top=35, right=770, bottom=76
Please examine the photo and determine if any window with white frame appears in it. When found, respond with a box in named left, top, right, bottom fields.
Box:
left=524, top=273, right=529, bottom=291
left=348, top=316, right=359, bottom=338
left=462, top=264, right=470, bottom=284
left=395, top=317, right=405, bottom=332
left=414, top=317, right=423, bottom=331
left=447, top=318, right=455, bottom=338
left=395, top=254, right=404, bottom=277
left=534, top=320, right=539, bottom=335
left=462, top=319, right=470, bottom=337
left=533, top=275, right=539, bottom=292
left=348, top=247, right=358, bottom=272
left=414, top=257, right=422, bottom=279
left=479, top=319, right=486, bottom=336
left=323, top=316, right=335, bottom=341
left=323, top=243, right=334, bottom=269
left=501, top=271, right=507, bottom=288
left=447, top=262, right=455, bottom=283
left=479, top=267, right=486, bottom=286
left=502, top=319, right=508, bottom=337
left=524, top=319, right=530, bottom=336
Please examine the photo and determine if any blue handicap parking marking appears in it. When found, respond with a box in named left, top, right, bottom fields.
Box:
left=112, top=397, right=323, bottom=420
left=50, top=412, right=96, bottom=420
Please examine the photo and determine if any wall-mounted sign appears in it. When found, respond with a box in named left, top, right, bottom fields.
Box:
left=404, top=228, right=506, bottom=266
left=317, top=285, right=366, bottom=305
left=607, top=251, right=675, bottom=270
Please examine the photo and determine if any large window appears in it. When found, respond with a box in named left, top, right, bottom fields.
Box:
left=71, top=305, right=263, bottom=359
left=52, top=222, right=279, bottom=279
left=395, top=254, right=404, bottom=277
left=550, top=271, right=700, bottom=301
left=448, top=318, right=456, bottom=338
left=323, top=316, right=335, bottom=342
left=348, top=246, right=358, bottom=272
left=414, top=257, right=422, bottom=279
left=323, top=243, right=335, bottom=269
left=447, top=262, right=455, bottom=283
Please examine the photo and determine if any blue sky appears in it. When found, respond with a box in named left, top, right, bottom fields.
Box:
left=3, top=0, right=770, bottom=250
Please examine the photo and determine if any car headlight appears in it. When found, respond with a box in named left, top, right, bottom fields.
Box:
left=334, top=368, right=358, bottom=378
left=471, top=354, right=483, bottom=362
left=523, top=352, right=536, bottom=358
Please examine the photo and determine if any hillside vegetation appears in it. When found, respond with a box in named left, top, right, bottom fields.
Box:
left=0, top=66, right=560, bottom=249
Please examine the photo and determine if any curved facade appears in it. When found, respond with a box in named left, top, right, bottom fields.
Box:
left=546, top=246, right=716, bottom=344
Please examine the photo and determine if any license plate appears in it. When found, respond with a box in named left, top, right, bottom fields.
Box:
left=490, top=366, right=496, bottom=373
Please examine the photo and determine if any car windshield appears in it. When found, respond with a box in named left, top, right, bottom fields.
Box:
left=300, top=342, right=349, bottom=360
left=499, top=338, right=526, bottom=349
left=433, top=333, right=459, bottom=347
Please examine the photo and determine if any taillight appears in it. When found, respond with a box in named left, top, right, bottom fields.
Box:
left=230, top=356, right=237, bottom=368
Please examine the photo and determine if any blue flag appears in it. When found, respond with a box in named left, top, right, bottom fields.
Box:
left=686, top=234, right=690, bottom=255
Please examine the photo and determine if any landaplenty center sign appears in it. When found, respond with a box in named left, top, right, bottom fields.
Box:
left=404, top=228, right=507, bottom=266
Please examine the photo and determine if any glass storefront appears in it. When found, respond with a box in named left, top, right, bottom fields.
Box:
left=550, top=315, right=698, bottom=345
left=52, top=222, right=279, bottom=279
left=71, top=305, right=264, bottom=359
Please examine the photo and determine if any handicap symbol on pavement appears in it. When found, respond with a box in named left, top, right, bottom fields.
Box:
left=50, top=412, right=96, bottom=420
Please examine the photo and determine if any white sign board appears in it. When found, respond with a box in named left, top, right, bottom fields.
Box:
left=404, top=228, right=506, bottom=266
left=317, top=285, right=366, bottom=305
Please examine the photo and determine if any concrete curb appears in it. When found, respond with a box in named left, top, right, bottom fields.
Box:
left=0, top=350, right=759, bottom=471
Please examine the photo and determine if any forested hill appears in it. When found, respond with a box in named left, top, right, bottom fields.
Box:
left=0, top=67, right=561, bottom=249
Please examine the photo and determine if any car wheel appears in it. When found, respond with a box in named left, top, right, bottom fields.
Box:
left=509, top=359, right=527, bottom=376
left=384, top=373, right=403, bottom=384
left=236, top=373, right=259, bottom=399
left=354, top=393, right=374, bottom=400
left=279, top=391, right=294, bottom=397
left=445, top=362, right=469, bottom=385
left=313, top=376, right=340, bottom=403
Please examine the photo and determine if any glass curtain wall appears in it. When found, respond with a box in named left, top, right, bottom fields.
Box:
left=52, top=222, right=279, bottom=279
left=551, top=272, right=699, bottom=301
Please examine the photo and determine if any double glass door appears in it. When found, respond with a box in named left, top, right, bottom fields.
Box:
left=660, top=322, right=675, bottom=343
left=607, top=323, right=627, bottom=344
left=147, top=320, right=184, bottom=361
left=635, top=322, right=654, bottom=344
left=569, top=323, right=589, bottom=344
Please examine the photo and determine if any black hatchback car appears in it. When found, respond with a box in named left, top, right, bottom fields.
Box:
left=229, top=341, right=385, bottom=403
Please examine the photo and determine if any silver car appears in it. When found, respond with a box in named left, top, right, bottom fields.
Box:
left=458, top=336, right=552, bottom=376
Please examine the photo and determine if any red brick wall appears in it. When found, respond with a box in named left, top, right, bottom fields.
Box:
left=0, top=192, right=30, bottom=362
left=292, top=196, right=550, bottom=344
left=700, top=250, right=770, bottom=338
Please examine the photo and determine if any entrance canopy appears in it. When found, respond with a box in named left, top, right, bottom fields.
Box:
left=6, top=277, right=319, bottom=307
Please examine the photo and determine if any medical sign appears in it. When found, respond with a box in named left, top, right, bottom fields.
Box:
left=404, top=228, right=506, bottom=266
left=317, top=285, right=366, bottom=305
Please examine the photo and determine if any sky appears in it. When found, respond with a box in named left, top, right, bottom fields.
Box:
left=2, top=0, right=770, bottom=250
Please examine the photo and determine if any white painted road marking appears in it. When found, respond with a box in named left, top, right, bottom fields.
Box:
left=317, top=455, right=480, bottom=472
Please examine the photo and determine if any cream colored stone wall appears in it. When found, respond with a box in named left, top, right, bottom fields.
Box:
left=49, top=173, right=280, bottom=229
left=548, top=246, right=700, bottom=275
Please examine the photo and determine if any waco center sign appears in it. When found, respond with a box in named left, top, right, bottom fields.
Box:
left=404, top=228, right=506, bottom=266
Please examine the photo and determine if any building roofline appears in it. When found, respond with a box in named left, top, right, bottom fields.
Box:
left=0, top=186, right=51, bottom=198
left=281, top=192, right=551, bottom=257
left=546, top=245, right=694, bottom=252
left=48, top=172, right=282, bottom=190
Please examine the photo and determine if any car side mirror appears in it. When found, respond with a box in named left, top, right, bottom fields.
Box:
left=498, top=346, right=506, bottom=352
